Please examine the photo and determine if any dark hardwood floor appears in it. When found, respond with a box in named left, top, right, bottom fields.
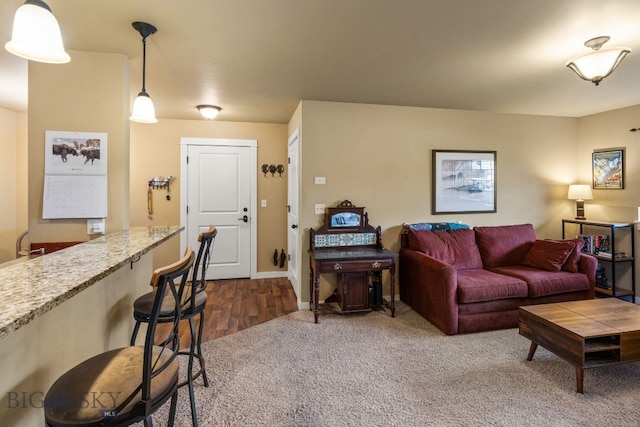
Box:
left=176, top=277, right=298, bottom=348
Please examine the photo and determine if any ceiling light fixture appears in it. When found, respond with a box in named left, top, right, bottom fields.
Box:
left=197, top=105, right=222, bottom=120
left=566, top=36, right=631, bottom=86
left=5, top=0, right=70, bottom=64
left=130, top=21, right=158, bottom=124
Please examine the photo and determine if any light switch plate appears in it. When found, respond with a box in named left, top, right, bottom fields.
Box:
left=315, top=204, right=325, bottom=214
left=314, top=176, right=326, bottom=184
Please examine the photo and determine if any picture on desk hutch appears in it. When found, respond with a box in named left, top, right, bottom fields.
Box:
left=592, top=148, right=624, bottom=189
left=327, top=201, right=366, bottom=231
left=431, top=150, right=496, bottom=214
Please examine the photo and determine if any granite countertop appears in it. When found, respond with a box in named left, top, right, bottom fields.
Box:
left=0, top=226, right=183, bottom=341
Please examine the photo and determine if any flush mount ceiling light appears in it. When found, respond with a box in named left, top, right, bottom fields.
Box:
left=5, top=0, right=70, bottom=64
left=130, top=21, right=158, bottom=124
left=566, top=36, right=631, bottom=86
left=197, top=105, right=222, bottom=120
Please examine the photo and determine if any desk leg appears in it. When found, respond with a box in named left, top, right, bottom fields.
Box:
left=390, top=264, right=396, bottom=317
left=310, top=265, right=320, bottom=323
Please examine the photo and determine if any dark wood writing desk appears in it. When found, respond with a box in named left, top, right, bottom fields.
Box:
left=308, top=248, right=397, bottom=323
left=308, top=200, right=397, bottom=323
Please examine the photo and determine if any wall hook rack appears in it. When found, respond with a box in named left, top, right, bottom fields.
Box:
left=148, top=175, right=173, bottom=190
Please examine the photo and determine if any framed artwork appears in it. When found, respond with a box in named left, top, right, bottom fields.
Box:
left=431, top=150, right=496, bottom=214
left=592, top=149, right=624, bottom=189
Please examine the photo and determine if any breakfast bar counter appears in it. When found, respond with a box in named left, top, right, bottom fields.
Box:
left=0, top=226, right=183, bottom=426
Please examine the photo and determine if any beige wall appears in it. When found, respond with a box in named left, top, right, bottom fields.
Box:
left=0, top=108, right=21, bottom=262
left=576, top=104, right=640, bottom=220
left=28, top=51, right=130, bottom=244
left=130, top=119, right=288, bottom=270
left=298, top=100, right=581, bottom=302
left=575, top=104, right=640, bottom=294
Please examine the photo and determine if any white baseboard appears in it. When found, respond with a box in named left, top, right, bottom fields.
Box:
left=255, top=271, right=289, bottom=279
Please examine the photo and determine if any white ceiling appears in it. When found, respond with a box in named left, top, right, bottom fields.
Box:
left=1, top=0, right=640, bottom=124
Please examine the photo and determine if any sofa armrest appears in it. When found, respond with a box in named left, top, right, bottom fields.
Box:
left=577, top=253, right=597, bottom=298
left=399, top=248, right=459, bottom=335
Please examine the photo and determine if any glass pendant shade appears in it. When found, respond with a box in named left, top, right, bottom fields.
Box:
left=566, top=37, right=631, bottom=85
left=130, top=91, right=158, bottom=123
left=5, top=0, right=70, bottom=64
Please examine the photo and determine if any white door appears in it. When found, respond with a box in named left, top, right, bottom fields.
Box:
left=287, top=129, right=301, bottom=302
left=181, top=139, right=257, bottom=279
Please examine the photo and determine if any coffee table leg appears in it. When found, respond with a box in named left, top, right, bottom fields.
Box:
left=526, top=342, right=538, bottom=361
left=575, top=367, right=584, bottom=394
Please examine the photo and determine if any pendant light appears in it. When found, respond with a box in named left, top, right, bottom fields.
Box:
left=130, top=21, right=158, bottom=123
left=566, top=36, right=631, bottom=86
left=5, top=0, right=70, bottom=64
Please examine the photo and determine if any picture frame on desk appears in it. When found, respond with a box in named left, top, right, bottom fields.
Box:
left=592, top=148, right=624, bottom=189
left=431, top=150, right=496, bottom=214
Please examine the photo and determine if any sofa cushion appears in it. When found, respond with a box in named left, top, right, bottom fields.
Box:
left=406, top=228, right=483, bottom=270
left=521, top=239, right=575, bottom=272
left=490, top=265, right=590, bottom=297
left=457, top=269, right=528, bottom=304
left=549, top=238, right=585, bottom=273
left=474, top=224, right=537, bottom=268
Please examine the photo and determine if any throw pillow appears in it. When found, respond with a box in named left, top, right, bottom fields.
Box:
left=546, top=238, right=585, bottom=273
left=521, top=239, right=575, bottom=272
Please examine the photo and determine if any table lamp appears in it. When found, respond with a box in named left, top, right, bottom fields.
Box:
left=567, top=184, right=593, bottom=220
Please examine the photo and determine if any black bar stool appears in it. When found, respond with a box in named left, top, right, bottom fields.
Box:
left=130, top=226, right=216, bottom=426
left=44, top=246, right=195, bottom=427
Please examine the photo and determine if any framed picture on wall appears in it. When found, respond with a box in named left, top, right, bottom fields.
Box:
left=431, top=150, right=497, bottom=214
left=592, top=148, right=624, bottom=189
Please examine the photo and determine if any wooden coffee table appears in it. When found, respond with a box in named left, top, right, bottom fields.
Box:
left=519, top=298, right=640, bottom=393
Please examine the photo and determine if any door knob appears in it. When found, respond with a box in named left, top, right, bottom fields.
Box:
left=291, top=224, right=298, bottom=229
left=238, top=215, right=248, bottom=223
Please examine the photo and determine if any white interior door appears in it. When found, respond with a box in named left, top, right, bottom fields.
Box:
left=181, top=139, right=257, bottom=279
left=287, top=129, right=301, bottom=302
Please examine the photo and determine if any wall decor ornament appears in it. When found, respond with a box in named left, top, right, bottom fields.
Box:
left=592, top=148, right=624, bottom=189
left=431, top=150, right=496, bottom=214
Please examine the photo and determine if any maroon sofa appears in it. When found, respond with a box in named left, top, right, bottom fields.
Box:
left=399, top=223, right=597, bottom=335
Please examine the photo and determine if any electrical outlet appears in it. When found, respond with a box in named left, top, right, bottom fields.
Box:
left=315, top=204, right=325, bottom=214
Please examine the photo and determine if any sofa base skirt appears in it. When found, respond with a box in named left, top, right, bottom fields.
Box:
left=455, top=290, right=592, bottom=334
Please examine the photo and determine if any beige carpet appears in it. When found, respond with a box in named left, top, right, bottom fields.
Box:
left=144, top=302, right=640, bottom=426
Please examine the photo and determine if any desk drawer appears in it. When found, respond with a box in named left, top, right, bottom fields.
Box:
left=319, top=259, right=393, bottom=273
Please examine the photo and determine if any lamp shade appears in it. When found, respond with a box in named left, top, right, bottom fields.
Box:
left=197, top=105, right=221, bottom=120
left=130, top=91, right=158, bottom=123
left=5, top=0, right=70, bottom=64
left=567, top=184, right=593, bottom=201
left=566, top=37, right=631, bottom=85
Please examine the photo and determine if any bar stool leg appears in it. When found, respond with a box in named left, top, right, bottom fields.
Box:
left=196, top=312, right=210, bottom=387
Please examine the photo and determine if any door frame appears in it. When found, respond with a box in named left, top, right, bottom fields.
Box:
left=287, top=128, right=304, bottom=307
left=179, top=137, right=258, bottom=279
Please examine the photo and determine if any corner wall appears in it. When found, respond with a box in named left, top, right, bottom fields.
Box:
left=28, top=51, right=130, bottom=243
left=299, top=100, right=580, bottom=302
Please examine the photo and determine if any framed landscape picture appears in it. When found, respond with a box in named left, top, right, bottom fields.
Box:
left=431, top=150, right=496, bottom=214
left=592, top=149, right=624, bottom=189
